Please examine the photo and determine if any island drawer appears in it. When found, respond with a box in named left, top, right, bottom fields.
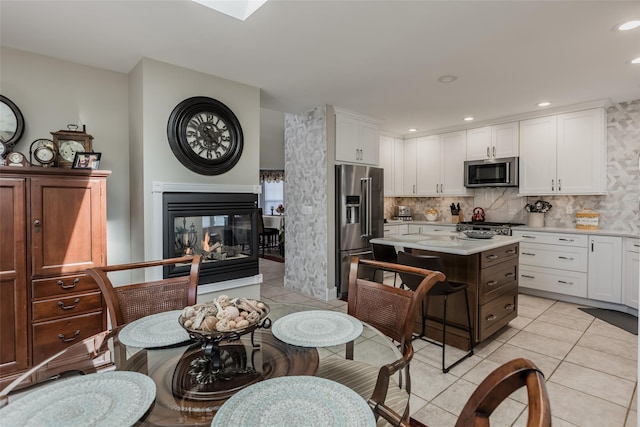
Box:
left=480, top=243, right=519, bottom=268
left=32, top=291, right=103, bottom=322
left=479, top=261, right=518, bottom=304
left=478, top=288, right=517, bottom=341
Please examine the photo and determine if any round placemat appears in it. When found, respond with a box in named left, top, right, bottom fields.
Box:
left=271, top=310, right=363, bottom=347
left=211, top=376, right=375, bottom=427
left=118, top=310, right=190, bottom=348
left=0, top=371, right=156, bottom=426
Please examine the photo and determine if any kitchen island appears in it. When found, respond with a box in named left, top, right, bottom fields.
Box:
left=370, top=232, right=522, bottom=348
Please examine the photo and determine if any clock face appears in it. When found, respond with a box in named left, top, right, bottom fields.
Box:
left=8, top=151, right=25, bottom=165
left=167, top=97, right=243, bottom=176
left=59, top=140, right=85, bottom=162
left=34, top=145, right=55, bottom=164
left=186, top=112, right=233, bottom=160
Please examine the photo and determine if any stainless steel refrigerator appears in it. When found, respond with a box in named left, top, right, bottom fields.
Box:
left=335, top=164, right=384, bottom=297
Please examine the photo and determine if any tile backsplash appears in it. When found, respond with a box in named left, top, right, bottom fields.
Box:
left=385, top=99, right=639, bottom=234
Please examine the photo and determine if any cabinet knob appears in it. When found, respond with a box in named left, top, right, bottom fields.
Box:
left=34, top=219, right=41, bottom=233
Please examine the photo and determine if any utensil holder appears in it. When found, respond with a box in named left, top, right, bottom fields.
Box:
left=527, top=212, right=544, bottom=227
left=451, top=215, right=459, bottom=224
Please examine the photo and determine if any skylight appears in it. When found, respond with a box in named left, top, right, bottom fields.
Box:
left=192, top=0, right=268, bottom=21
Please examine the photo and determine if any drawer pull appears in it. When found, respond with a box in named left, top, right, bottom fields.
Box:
left=557, top=280, right=574, bottom=285
left=505, top=272, right=515, bottom=278
left=57, top=298, right=80, bottom=310
left=486, top=314, right=497, bottom=322
left=486, top=280, right=499, bottom=286
left=522, top=252, right=536, bottom=256
left=558, top=238, right=575, bottom=242
left=58, top=330, right=80, bottom=343
left=522, top=274, right=535, bottom=279
left=57, top=278, right=80, bottom=289
left=486, top=255, right=498, bottom=260
left=505, top=249, right=517, bottom=254
left=634, top=244, right=640, bottom=248
left=522, top=235, right=536, bottom=239
left=504, top=304, right=515, bottom=311
left=558, top=256, right=574, bottom=260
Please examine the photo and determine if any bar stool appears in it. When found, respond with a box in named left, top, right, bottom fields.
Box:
left=372, top=243, right=399, bottom=286
left=397, top=251, right=474, bottom=373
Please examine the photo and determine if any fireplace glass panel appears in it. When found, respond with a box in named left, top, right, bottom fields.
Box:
left=163, top=192, right=259, bottom=285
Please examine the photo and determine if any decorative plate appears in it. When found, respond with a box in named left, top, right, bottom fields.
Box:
left=463, top=230, right=496, bottom=239
left=0, top=371, right=156, bottom=426
left=118, top=310, right=190, bottom=348
left=272, top=310, right=363, bottom=347
left=211, top=376, right=375, bottom=427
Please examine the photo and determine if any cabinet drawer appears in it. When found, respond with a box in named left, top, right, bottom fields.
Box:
left=519, top=243, right=588, bottom=272
left=513, top=230, right=588, bottom=247
left=479, top=261, right=518, bottom=304
left=32, top=312, right=104, bottom=364
left=625, top=237, right=640, bottom=253
left=32, top=291, right=103, bottom=322
left=480, top=243, right=519, bottom=268
left=383, top=225, right=398, bottom=237
left=32, top=274, right=99, bottom=299
left=478, top=288, right=517, bottom=342
left=519, top=265, right=587, bottom=298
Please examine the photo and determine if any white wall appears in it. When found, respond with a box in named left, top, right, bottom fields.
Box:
left=260, top=107, right=285, bottom=170
left=1, top=47, right=131, bottom=266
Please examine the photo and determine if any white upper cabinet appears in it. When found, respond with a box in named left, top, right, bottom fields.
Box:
left=519, top=108, right=606, bottom=195
left=403, top=131, right=469, bottom=197
left=335, top=109, right=380, bottom=165
left=379, top=136, right=405, bottom=197
left=466, top=122, right=519, bottom=161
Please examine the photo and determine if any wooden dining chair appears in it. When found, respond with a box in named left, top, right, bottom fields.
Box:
left=86, top=255, right=201, bottom=328
left=455, top=357, right=552, bottom=427
left=257, top=208, right=279, bottom=256
left=317, top=257, right=444, bottom=426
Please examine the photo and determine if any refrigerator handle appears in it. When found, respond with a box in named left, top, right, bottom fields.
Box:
left=361, top=177, right=372, bottom=237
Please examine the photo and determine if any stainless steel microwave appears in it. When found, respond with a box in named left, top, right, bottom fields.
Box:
left=464, top=157, right=518, bottom=188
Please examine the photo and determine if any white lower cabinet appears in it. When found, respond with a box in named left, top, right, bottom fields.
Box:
left=515, top=231, right=589, bottom=298
left=587, top=235, right=622, bottom=303
left=514, top=230, right=631, bottom=306
left=623, top=238, right=639, bottom=309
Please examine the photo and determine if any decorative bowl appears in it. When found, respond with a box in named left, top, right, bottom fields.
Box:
left=178, top=298, right=270, bottom=343
left=463, top=230, right=496, bottom=239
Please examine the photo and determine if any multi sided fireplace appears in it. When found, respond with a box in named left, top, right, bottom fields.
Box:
left=163, top=192, right=259, bottom=285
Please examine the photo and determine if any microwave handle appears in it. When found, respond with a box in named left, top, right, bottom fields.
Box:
left=506, top=162, right=510, bottom=184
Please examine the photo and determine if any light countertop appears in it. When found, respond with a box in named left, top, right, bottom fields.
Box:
left=513, top=226, right=639, bottom=239
left=371, top=232, right=522, bottom=256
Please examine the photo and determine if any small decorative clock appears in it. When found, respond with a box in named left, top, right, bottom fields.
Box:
left=167, top=96, right=243, bottom=175
left=51, top=125, right=94, bottom=168
left=30, top=138, right=56, bottom=167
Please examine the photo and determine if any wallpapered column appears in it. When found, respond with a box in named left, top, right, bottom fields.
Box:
left=283, top=107, right=332, bottom=299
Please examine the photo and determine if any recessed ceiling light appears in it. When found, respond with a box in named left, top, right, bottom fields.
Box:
left=192, top=0, right=268, bottom=21
left=538, top=101, right=551, bottom=107
left=408, top=128, right=418, bottom=132
left=463, top=116, right=474, bottom=121
left=632, top=57, right=640, bottom=64
left=616, top=20, right=640, bottom=31
left=438, top=75, right=458, bottom=83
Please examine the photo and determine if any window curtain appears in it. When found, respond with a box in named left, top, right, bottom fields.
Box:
left=260, top=170, right=285, bottom=183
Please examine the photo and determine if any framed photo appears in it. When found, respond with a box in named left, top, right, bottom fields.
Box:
left=72, top=152, right=101, bottom=170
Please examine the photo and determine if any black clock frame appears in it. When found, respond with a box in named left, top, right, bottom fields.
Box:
left=167, top=96, right=244, bottom=175
left=0, top=94, right=25, bottom=150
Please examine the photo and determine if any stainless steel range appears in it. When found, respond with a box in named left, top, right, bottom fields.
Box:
left=456, top=221, right=524, bottom=236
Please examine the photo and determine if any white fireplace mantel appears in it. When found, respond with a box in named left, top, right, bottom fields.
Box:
left=149, top=182, right=263, bottom=300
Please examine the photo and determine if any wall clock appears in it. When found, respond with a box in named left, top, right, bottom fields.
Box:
left=0, top=95, right=25, bottom=152
left=167, top=96, right=243, bottom=175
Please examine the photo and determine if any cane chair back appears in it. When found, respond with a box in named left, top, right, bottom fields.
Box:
left=86, top=255, right=201, bottom=328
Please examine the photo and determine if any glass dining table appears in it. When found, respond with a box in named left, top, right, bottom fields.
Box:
left=1, top=303, right=408, bottom=426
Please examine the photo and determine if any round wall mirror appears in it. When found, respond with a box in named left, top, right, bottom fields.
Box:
left=0, top=95, right=25, bottom=148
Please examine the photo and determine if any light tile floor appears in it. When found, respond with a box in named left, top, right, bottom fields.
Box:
left=259, top=258, right=638, bottom=427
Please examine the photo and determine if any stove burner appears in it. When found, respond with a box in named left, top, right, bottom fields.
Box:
left=456, top=221, right=524, bottom=236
